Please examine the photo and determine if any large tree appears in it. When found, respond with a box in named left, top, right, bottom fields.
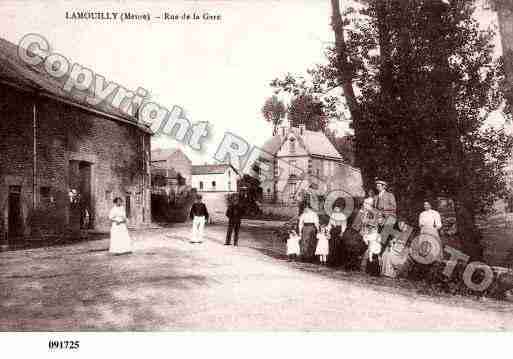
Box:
left=288, top=93, right=328, bottom=132
left=271, top=0, right=513, bottom=260
left=338, top=0, right=513, bottom=258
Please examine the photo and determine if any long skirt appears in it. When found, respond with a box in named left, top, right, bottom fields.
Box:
left=342, top=228, right=367, bottom=270
left=381, top=246, right=409, bottom=278
left=301, top=224, right=317, bottom=261
left=328, top=225, right=344, bottom=267
left=109, top=223, right=132, bottom=254
left=366, top=254, right=381, bottom=276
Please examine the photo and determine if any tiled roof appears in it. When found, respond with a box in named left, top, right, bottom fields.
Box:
left=299, top=129, right=343, bottom=159
left=261, top=127, right=343, bottom=160
left=260, top=135, right=283, bottom=157
left=192, top=164, right=233, bottom=175
left=151, top=148, right=179, bottom=162
left=0, top=36, right=151, bottom=133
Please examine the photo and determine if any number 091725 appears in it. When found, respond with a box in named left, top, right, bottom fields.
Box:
left=48, top=340, right=80, bottom=350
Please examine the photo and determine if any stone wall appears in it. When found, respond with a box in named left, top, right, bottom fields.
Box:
left=0, top=84, right=151, bottom=239
left=260, top=204, right=298, bottom=219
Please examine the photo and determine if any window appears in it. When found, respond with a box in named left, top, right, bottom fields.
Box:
left=105, top=190, right=112, bottom=201
left=289, top=160, right=297, bottom=176
left=228, top=181, right=231, bottom=190
left=212, top=181, right=216, bottom=190
left=125, top=195, right=131, bottom=218
left=289, top=137, right=296, bottom=154
left=507, top=196, right=513, bottom=213
left=289, top=182, right=297, bottom=200
left=40, top=186, right=52, bottom=203
left=40, top=186, right=51, bottom=198
left=308, top=159, right=313, bottom=174
left=199, top=181, right=204, bottom=190
left=316, top=168, right=320, bottom=177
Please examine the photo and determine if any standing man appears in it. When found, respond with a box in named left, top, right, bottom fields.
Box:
left=189, top=195, right=209, bottom=244
left=225, top=196, right=244, bottom=246
left=375, top=179, right=397, bottom=225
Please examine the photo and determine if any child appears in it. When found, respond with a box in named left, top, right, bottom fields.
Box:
left=315, top=225, right=330, bottom=265
left=286, top=230, right=301, bottom=261
left=364, top=230, right=382, bottom=276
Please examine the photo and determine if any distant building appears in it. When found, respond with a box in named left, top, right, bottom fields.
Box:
left=259, top=124, right=364, bottom=204
left=151, top=148, right=192, bottom=185
left=192, top=164, right=239, bottom=193
left=0, top=36, right=152, bottom=243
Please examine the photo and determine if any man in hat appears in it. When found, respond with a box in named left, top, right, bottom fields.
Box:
left=225, top=195, right=244, bottom=246
left=189, top=195, right=209, bottom=244
left=375, top=179, right=397, bottom=223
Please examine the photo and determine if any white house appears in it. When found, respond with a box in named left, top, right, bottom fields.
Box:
left=258, top=124, right=364, bottom=204
left=191, top=164, right=239, bottom=193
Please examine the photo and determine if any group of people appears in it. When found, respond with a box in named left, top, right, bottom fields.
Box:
left=107, top=178, right=444, bottom=276
left=286, top=205, right=348, bottom=266
left=107, top=194, right=242, bottom=255
left=287, top=179, right=444, bottom=279
left=187, top=194, right=244, bottom=246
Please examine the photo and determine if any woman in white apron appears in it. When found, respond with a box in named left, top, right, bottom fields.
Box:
left=108, top=197, right=132, bottom=255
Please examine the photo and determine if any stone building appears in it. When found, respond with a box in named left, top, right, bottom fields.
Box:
left=259, top=125, right=364, bottom=205
left=0, top=36, right=152, bottom=244
left=151, top=148, right=192, bottom=186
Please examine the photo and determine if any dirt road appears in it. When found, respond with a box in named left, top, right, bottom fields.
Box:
left=1, top=224, right=513, bottom=330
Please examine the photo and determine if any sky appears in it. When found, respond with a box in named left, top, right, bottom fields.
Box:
left=0, top=0, right=505, bottom=164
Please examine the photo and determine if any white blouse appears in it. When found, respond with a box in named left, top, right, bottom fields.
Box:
left=109, top=206, right=128, bottom=224
left=419, top=209, right=442, bottom=230
left=299, top=209, right=320, bottom=232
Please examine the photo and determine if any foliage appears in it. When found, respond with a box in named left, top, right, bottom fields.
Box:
left=325, top=128, right=356, bottom=165
left=261, top=95, right=286, bottom=135
left=288, top=93, right=328, bottom=132
left=350, top=1, right=513, bottom=224
left=271, top=1, right=513, bottom=255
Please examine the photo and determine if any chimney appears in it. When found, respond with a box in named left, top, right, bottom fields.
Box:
left=299, top=124, right=305, bottom=136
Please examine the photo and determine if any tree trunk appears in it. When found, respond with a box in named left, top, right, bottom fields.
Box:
left=496, top=2, right=513, bottom=111
left=330, top=0, right=368, bottom=183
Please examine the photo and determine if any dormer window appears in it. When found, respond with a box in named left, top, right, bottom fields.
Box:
left=289, top=137, right=296, bottom=153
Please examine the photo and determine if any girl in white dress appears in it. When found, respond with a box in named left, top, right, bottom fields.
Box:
left=108, top=197, right=132, bottom=255
left=286, top=230, right=300, bottom=261
left=315, top=225, right=329, bottom=265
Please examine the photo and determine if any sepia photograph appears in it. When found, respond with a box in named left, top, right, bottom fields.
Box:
left=1, top=0, right=513, bottom=349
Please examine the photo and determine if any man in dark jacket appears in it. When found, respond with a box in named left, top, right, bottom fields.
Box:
left=189, top=195, right=209, bottom=243
left=225, top=197, right=244, bottom=246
